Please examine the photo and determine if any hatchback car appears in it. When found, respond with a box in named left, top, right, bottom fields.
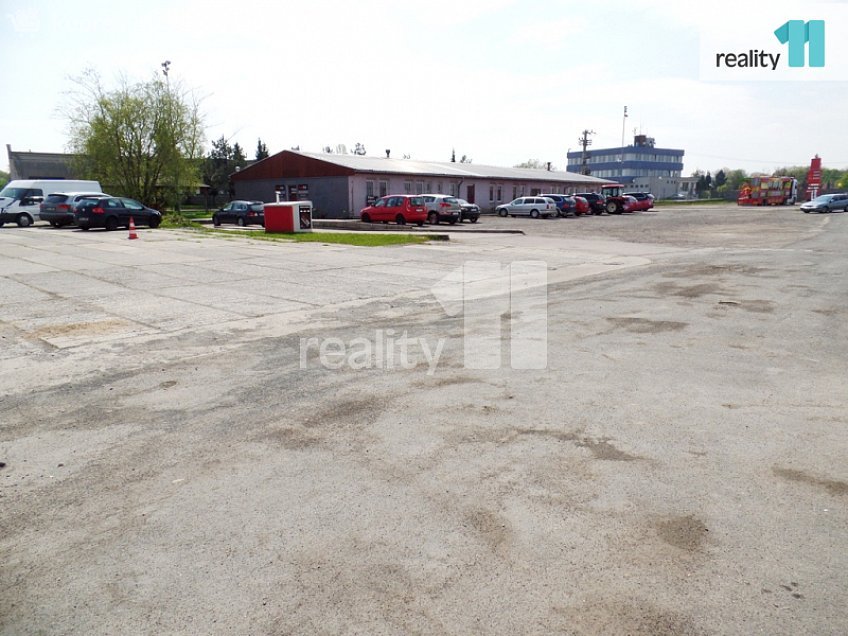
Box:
left=623, top=192, right=655, bottom=211
left=40, top=192, right=109, bottom=227
left=539, top=194, right=579, bottom=217
left=422, top=194, right=462, bottom=225
left=573, top=196, right=590, bottom=215
left=213, top=200, right=265, bottom=226
left=360, top=195, right=427, bottom=226
left=800, top=193, right=848, bottom=213
left=75, top=197, right=162, bottom=231
left=496, top=197, right=558, bottom=218
left=455, top=198, right=480, bottom=223
left=573, top=192, right=606, bottom=215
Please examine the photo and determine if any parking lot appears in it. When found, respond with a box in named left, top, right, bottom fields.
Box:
left=2, top=204, right=847, bottom=635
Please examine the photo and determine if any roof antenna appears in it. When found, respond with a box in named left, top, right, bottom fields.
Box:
left=385, top=149, right=391, bottom=158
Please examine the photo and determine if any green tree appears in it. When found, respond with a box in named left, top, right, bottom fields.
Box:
left=515, top=159, right=546, bottom=169
left=255, top=138, right=269, bottom=160
left=0, top=169, right=9, bottom=190
left=202, top=136, right=248, bottom=203
left=725, top=169, right=749, bottom=190
left=65, top=68, right=204, bottom=210
left=714, top=169, right=727, bottom=189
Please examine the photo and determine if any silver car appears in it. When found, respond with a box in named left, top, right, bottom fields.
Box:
left=800, top=193, right=848, bottom=213
left=495, top=196, right=558, bottom=218
left=422, top=194, right=461, bottom=225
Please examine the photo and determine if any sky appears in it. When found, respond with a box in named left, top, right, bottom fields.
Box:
left=2, top=0, right=847, bottom=176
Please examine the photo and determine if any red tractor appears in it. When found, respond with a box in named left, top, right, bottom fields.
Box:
left=600, top=184, right=631, bottom=214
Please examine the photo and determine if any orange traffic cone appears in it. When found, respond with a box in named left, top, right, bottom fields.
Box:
left=128, top=216, right=139, bottom=240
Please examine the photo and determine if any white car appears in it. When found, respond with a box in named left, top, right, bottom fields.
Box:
left=495, top=196, right=558, bottom=218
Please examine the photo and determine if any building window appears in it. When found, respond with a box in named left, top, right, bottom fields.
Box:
left=450, top=183, right=459, bottom=197
left=426, top=181, right=432, bottom=193
left=404, top=181, right=413, bottom=194
left=512, top=186, right=517, bottom=199
left=415, top=181, right=424, bottom=194
left=379, top=180, right=388, bottom=197
left=437, top=182, right=443, bottom=193
left=497, top=186, right=502, bottom=201
left=366, top=181, right=375, bottom=197
left=489, top=185, right=494, bottom=201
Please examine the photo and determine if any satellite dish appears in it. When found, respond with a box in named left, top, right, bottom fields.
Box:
left=336, top=144, right=347, bottom=154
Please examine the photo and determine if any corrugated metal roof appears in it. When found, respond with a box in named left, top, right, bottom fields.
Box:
left=293, top=151, right=612, bottom=185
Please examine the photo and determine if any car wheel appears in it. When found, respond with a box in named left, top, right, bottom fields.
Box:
left=396, top=214, right=406, bottom=225
left=361, top=213, right=371, bottom=223
left=416, top=221, right=424, bottom=227
left=16, top=214, right=33, bottom=228
left=448, top=219, right=457, bottom=225
left=79, top=225, right=90, bottom=231
left=213, top=216, right=221, bottom=227
left=105, top=216, right=119, bottom=231
left=237, top=217, right=246, bottom=227
left=530, top=209, right=540, bottom=219
left=148, top=216, right=161, bottom=229
left=497, top=209, right=507, bottom=217
left=802, top=210, right=809, bottom=213
left=0, top=221, right=4, bottom=228
left=470, top=217, right=478, bottom=223
left=606, top=201, right=619, bottom=214
left=428, top=212, right=439, bottom=225
left=49, top=221, right=59, bottom=228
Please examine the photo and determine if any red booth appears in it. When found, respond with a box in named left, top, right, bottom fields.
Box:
left=264, top=201, right=313, bottom=233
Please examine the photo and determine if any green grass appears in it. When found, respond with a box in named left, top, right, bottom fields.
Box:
left=166, top=225, right=434, bottom=246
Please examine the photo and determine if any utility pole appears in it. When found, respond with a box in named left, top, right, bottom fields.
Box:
left=578, top=129, right=595, bottom=175
left=620, top=106, right=628, bottom=178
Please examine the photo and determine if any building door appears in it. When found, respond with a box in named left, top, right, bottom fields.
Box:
left=466, top=184, right=475, bottom=204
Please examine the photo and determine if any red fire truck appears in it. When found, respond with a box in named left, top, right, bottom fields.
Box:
left=737, top=176, right=797, bottom=206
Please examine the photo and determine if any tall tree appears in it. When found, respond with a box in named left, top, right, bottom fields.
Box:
left=255, top=138, right=269, bottom=160
left=202, top=136, right=248, bottom=202
left=0, top=170, right=9, bottom=190
left=714, top=169, right=727, bottom=189
left=65, top=68, right=204, bottom=210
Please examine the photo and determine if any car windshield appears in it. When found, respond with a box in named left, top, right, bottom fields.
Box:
left=249, top=203, right=264, bottom=212
left=444, top=197, right=459, bottom=204
left=0, top=187, right=28, bottom=199
left=409, top=197, right=425, bottom=206
left=813, top=195, right=833, bottom=202
left=44, top=194, right=70, bottom=203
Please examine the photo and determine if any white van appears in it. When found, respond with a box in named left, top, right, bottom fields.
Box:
left=0, top=179, right=102, bottom=227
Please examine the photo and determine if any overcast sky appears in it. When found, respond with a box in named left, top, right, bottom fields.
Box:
left=2, top=0, right=846, bottom=175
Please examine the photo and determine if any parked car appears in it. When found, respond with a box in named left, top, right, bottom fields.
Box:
left=624, top=192, right=655, bottom=211
left=40, top=192, right=109, bottom=227
left=0, top=179, right=101, bottom=227
left=800, top=193, right=848, bottom=213
left=495, top=197, right=558, bottom=218
left=213, top=200, right=265, bottom=227
left=422, top=194, right=461, bottom=225
left=621, top=195, right=639, bottom=213
left=75, top=197, right=162, bottom=231
left=360, top=195, right=427, bottom=226
left=573, top=192, right=606, bottom=215
left=573, top=196, right=590, bottom=215
left=455, top=198, right=480, bottom=223
left=539, top=194, right=579, bottom=217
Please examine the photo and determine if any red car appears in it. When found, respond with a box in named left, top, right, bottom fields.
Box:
left=624, top=192, right=655, bottom=211
left=573, top=195, right=590, bottom=215
left=360, top=195, right=427, bottom=226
